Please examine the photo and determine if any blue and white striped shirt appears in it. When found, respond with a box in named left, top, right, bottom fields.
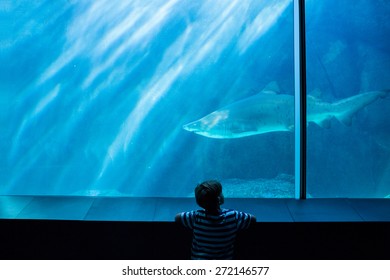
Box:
left=178, top=209, right=253, bottom=260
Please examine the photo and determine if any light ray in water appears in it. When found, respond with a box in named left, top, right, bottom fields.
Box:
left=98, top=63, right=184, bottom=178
left=10, top=85, right=61, bottom=160
left=82, top=0, right=179, bottom=89
left=2, top=0, right=301, bottom=196
left=238, top=0, right=292, bottom=54
left=31, top=85, right=60, bottom=117
left=96, top=0, right=248, bottom=179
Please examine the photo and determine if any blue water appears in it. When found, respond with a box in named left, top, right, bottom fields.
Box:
left=305, top=0, right=390, bottom=197
left=0, top=0, right=389, bottom=198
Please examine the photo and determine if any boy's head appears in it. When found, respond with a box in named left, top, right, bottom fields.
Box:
left=195, top=180, right=224, bottom=211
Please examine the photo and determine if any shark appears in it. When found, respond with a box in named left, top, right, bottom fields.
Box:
left=183, top=87, right=390, bottom=139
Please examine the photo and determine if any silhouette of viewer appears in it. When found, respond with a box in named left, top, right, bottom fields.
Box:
left=175, top=180, right=256, bottom=259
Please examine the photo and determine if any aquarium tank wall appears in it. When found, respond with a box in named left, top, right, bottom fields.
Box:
left=0, top=0, right=389, bottom=198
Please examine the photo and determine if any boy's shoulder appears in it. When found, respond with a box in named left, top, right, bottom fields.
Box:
left=191, top=208, right=237, bottom=216
left=221, top=208, right=237, bottom=213
left=184, top=209, right=246, bottom=217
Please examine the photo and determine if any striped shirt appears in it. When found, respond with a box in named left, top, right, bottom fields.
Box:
left=178, top=209, right=253, bottom=260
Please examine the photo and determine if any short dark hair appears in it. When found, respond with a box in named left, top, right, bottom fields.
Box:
left=195, top=180, right=222, bottom=211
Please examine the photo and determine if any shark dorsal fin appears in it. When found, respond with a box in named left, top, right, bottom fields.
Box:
left=262, top=81, right=280, bottom=94
left=307, top=95, right=322, bottom=102
left=309, top=88, right=322, bottom=99
left=262, top=90, right=278, bottom=95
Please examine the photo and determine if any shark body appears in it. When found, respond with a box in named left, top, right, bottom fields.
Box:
left=183, top=89, right=389, bottom=139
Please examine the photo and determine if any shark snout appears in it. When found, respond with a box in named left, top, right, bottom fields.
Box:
left=182, top=121, right=199, bottom=132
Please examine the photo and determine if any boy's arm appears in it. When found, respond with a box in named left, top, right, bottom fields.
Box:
left=175, top=211, right=195, bottom=229
left=250, top=214, right=257, bottom=224
left=175, top=213, right=182, bottom=223
left=236, top=211, right=256, bottom=230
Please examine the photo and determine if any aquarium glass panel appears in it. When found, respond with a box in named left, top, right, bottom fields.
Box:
left=1, top=0, right=295, bottom=198
left=306, top=0, right=390, bottom=198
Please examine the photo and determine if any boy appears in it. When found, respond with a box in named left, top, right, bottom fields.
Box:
left=175, top=180, right=256, bottom=259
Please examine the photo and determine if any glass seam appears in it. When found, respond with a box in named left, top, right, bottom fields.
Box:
left=294, top=0, right=307, bottom=199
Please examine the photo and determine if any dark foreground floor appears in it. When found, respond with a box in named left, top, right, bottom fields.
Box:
left=1, top=197, right=390, bottom=259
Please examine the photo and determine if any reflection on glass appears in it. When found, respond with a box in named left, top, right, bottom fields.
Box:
left=306, top=0, right=390, bottom=198
left=1, top=0, right=294, bottom=198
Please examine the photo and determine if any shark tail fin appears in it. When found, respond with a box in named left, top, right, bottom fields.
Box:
left=334, top=103, right=363, bottom=127
left=333, top=90, right=390, bottom=126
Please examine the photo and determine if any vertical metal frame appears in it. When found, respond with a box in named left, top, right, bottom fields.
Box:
left=294, top=0, right=307, bottom=199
